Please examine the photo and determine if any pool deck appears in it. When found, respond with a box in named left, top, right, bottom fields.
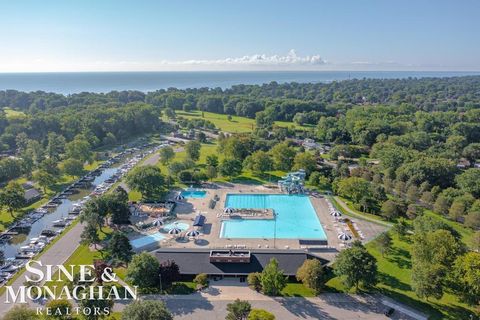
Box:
left=132, top=183, right=386, bottom=263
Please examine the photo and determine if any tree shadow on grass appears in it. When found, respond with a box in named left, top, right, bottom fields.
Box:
left=377, top=271, right=411, bottom=291
left=375, top=287, right=476, bottom=320
left=386, top=246, right=412, bottom=269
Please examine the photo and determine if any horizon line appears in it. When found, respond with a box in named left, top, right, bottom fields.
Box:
left=1, top=70, right=480, bottom=74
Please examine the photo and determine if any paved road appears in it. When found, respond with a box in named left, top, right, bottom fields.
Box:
left=115, top=294, right=411, bottom=320
left=0, top=222, right=84, bottom=313
left=113, top=280, right=419, bottom=320
left=0, top=146, right=179, bottom=315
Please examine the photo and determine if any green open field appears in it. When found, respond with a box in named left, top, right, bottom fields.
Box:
left=174, top=110, right=312, bottom=133
left=328, top=198, right=478, bottom=319
left=3, top=107, right=26, bottom=119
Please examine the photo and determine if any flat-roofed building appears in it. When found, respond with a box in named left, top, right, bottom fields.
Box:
left=153, top=248, right=326, bottom=277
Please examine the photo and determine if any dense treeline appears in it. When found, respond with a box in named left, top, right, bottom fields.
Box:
left=2, top=76, right=480, bottom=125
left=0, top=102, right=162, bottom=185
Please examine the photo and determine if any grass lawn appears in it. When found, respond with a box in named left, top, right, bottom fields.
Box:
left=325, top=232, right=477, bottom=320
left=3, top=107, right=26, bottom=119
left=281, top=282, right=316, bottom=297
left=174, top=110, right=312, bottom=133
left=175, top=110, right=255, bottom=133
left=44, top=226, right=127, bottom=289
left=165, top=281, right=197, bottom=294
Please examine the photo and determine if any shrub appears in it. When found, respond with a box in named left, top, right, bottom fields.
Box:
left=193, top=273, right=209, bottom=289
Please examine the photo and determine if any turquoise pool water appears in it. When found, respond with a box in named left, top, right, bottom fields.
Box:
left=131, top=232, right=165, bottom=249
left=221, top=194, right=326, bottom=239
left=181, top=190, right=207, bottom=198
left=163, top=222, right=190, bottom=231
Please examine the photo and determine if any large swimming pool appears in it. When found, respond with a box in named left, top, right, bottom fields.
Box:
left=221, top=194, right=326, bottom=239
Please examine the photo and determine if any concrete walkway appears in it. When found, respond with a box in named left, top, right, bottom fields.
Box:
left=333, top=197, right=393, bottom=227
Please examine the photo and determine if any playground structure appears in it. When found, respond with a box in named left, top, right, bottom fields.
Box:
left=278, top=169, right=306, bottom=194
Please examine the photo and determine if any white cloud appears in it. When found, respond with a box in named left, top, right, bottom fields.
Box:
left=160, top=50, right=326, bottom=67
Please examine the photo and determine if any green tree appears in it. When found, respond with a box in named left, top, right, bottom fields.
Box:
left=462, top=143, right=480, bottom=164
left=260, top=258, right=287, bottom=296
left=80, top=222, right=100, bottom=249
left=296, top=259, right=326, bottom=294
left=406, top=185, right=419, bottom=203
left=159, top=146, right=175, bottom=165
left=65, top=137, right=92, bottom=163
left=226, top=299, right=252, bottom=320
left=433, top=195, right=449, bottom=215
left=380, top=200, right=401, bottom=220
left=292, top=152, right=317, bottom=174
left=45, top=299, right=72, bottom=320
left=3, top=305, right=38, bottom=320
left=185, top=140, right=201, bottom=161
left=456, top=168, right=480, bottom=197
left=193, top=273, right=209, bottom=289
left=411, top=229, right=462, bottom=300
left=126, top=165, right=165, bottom=200
left=219, top=159, right=242, bottom=178
left=247, top=309, right=275, bottom=320
left=126, top=252, right=160, bottom=289
left=46, top=132, right=66, bottom=161
left=164, top=107, right=176, bottom=118
left=450, top=252, right=480, bottom=306
left=206, top=154, right=219, bottom=167
left=465, top=210, right=480, bottom=229
left=206, top=166, right=218, bottom=181
left=334, top=241, right=378, bottom=291
left=121, top=300, right=173, bottom=320
left=33, top=169, right=55, bottom=193
left=107, top=232, right=133, bottom=266
left=472, top=231, right=480, bottom=252
left=243, top=150, right=273, bottom=174
left=247, top=272, right=262, bottom=291
left=374, top=232, right=392, bottom=257
left=0, top=182, right=26, bottom=217
left=61, top=158, right=84, bottom=178
left=270, top=142, right=296, bottom=171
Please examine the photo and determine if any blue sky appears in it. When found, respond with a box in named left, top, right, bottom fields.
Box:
left=0, top=0, right=479, bottom=72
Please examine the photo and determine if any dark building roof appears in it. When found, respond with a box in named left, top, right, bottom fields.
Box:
left=24, top=188, right=41, bottom=202
left=193, top=215, right=206, bottom=227
left=154, top=248, right=321, bottom=276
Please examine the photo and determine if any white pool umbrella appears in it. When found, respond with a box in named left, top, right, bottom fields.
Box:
left=174, top=194, right=185, bottom=201
left=152, top=219, right=164, bottom=226
left=224, top=207, right=234, bottom=213
left=331, top=211, right=342, bottom=217
left=168, top=227, right=182, bottom=235
left=338, top=233, right=352, bottom=241
left=186, top=230, right=200, bottom=237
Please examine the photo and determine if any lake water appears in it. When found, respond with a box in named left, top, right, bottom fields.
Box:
left=0, top=71, right=478, bottom=94
left=1, top=167, right=118, bottom=259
